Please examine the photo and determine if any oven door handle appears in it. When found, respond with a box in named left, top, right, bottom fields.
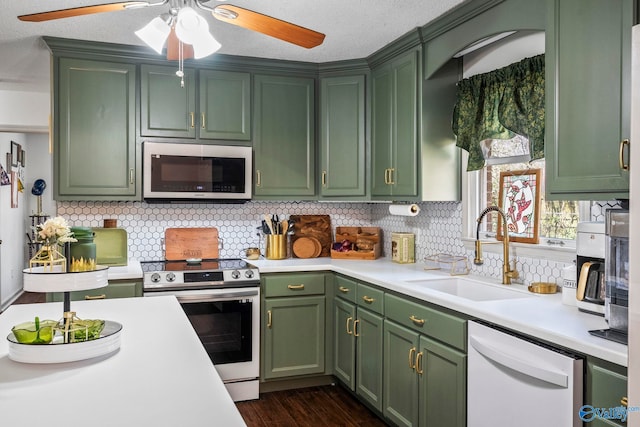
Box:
left=176, top=289, right=259, bottom=303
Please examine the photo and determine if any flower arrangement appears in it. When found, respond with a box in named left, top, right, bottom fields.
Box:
left=30, top=216, right=77, bottom=271
left=36, top=216, right=77, bottom=247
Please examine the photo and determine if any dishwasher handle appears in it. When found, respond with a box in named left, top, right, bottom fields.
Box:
left=469, top=336, right=569, bottom=388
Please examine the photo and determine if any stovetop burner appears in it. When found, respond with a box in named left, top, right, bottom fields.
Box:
left=141, top=258, right=260, bottom=292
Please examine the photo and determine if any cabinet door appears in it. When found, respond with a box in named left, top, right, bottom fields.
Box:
left=47, top=280, right=142, bottom=302
left=140, top=64, right=196, bottom=138
left=383, top=319, right=420, bottom=427
left=253, top=74, right=315, bottom=197
left=392, top=50, right=419, bottom=197
left=371, top=50, right=419, bottom=198
left=319, top=75, right=366, bottom=197
left=199, top=70, right=251, bottom=140
left=263, top=295, right=325, bottom=379
left=419, top=336, right=466, bottom=427
left=356, top=307, right=384, bottom=412
left=586, top=359, right=628, bottom=427
left=334, top=298, right=356, bottom=390
left=56, top=58, right=136, bottom=199
left=546, top=0, right=632, bottom=199
left=371, top=64, right=394, bottom=197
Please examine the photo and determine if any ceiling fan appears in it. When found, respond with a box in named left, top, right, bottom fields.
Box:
left=18, top=0, right=326, bottom=60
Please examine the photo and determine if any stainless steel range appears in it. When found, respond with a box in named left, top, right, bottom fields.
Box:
left=142, top=258, right=260, bottom=402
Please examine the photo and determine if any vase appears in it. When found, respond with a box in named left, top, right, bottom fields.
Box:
left=29, top=244, right=66, bottom=272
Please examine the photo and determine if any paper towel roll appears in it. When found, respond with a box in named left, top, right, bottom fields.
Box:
left=389, top=204, right=420, bottom=216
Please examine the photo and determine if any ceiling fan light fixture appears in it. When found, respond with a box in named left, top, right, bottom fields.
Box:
left=135, top=16, right=171, bottom=54
left=175, top=7, right=207, bottom=45
left=192, top=32, right=221, bottom=59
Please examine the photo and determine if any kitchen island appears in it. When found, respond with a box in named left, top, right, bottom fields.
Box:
left=249, top=257, right=628, bottom=366
left=0, top=296, right=246, bottom=427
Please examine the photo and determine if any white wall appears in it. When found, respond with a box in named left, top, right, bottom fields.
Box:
left=0, top=90, right=49, bottom=133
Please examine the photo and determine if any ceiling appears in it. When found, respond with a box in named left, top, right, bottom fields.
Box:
left=1, top=0, right=466, bottom=92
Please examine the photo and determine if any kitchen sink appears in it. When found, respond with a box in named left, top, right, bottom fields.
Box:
left=401, top=277, right=534, bottom=301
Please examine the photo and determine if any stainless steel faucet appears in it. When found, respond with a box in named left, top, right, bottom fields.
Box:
left=474, top=206, right=519, bottom=285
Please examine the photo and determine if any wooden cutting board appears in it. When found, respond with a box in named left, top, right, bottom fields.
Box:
left=165, top=228, right=219, bottom=260
left=289, top=215, right=332, bottom=257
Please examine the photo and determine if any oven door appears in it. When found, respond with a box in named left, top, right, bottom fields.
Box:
left=146, top=288, right=259, bottom=383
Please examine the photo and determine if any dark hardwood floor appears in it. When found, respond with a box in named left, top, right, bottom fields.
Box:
left=11, top=293, right=388, bottom=426
left=12, top=291, right=45, bottom=305
left=236, top=385, right=388, bottom=427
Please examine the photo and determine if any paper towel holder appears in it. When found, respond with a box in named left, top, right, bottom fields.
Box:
left=388, top=203, right=420, bottom=216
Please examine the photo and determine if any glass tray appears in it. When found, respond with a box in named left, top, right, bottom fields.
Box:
left=7, top=320, right=122, bottom=364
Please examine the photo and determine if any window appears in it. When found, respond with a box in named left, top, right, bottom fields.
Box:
left=464, top=149, right=584, bottom=251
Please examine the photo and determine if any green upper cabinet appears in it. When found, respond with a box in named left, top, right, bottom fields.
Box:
left=319, top=75, right=366, bottom=198
left=371, top=49, right=419, bottom=199
left=253, top=74, right=316, bottom=198
left=140, top=64, right=196, bottom=138
left=199, top=69, right=251, bottom=140
left=140, top=65, right=251, bottom=141
left=546, top=0, right=632, bottom=199
left=55, top=57, right=137, bottom=200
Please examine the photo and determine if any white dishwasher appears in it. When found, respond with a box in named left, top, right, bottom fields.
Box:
left=468, top=321, right=583, bottom=427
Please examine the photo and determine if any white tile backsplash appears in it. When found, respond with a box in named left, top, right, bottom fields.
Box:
left=58, top=199, right=614, bottom=285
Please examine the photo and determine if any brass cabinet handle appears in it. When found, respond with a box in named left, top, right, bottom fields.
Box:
left=388, top=168, right=395, bottom=185
left=287, top=284, right=305, bottom=290
left=190, top=112, right=195, bottom=128
left=256, top=170, right=261, bottom=187
left=409, top=315, right=425, bottom=326
left=354, top=319, right=360, bottom=337
left=85, top=294, right=106, bottom=300
left=322, top=171, right=327, bottom=187
left=267, top=310, right=272, bottom=328
left=338, top=286, right=350, bottom=294
left=416, top=351, right=424, bottom=375
left=201, top=112, right=206, bottom=129
left=619, top=139, right=630, bottom=171
left=384, top=168, right=390, bottom=184
left=408, top=347, right=416, bottom=370
left=361, top=296, right=374, bottom=304
left=129, top=168, right=134, bottom=185
left=346, top=316, right=353, bottom=335
left=622, top=397, right=628, bottom=407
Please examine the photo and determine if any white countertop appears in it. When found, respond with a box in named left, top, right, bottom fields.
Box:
left=0, top=296, right=246, bottom=427
left=105, top=259, right=143, bottom=281
left=248, top=257, right=629, bottom=367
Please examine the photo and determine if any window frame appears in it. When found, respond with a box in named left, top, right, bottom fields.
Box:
left=460, top=151, right=580, bottom=263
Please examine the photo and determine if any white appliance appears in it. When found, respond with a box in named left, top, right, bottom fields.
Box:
left=467, top=321, right=583, bottom=427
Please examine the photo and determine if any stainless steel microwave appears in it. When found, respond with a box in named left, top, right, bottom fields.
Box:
left=143, top=142, right=252, bottom=202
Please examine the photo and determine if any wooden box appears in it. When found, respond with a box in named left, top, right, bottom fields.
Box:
left=331, top=227, right=381, bottom=260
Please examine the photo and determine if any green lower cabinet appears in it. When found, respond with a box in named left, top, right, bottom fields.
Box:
left=263, top=295, right=326, bottom=379
left=355, top=307, right=384, bottom=412
left=585, top=358, right=628, bottom=427
left=383, top=319, right=467, bottom=427
left=419, top=336, right=466, bottom=427
left=334, top=298, right=356, bottom=389
left=384, top=319, right=420, bottom=427
left=46, top=279, right=142, bottom=302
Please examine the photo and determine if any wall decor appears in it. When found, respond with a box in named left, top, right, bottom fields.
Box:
left=19, top=148, right=25, bottom=167
left=10, top=171, right=18, bottom=208
left=0, top=161, right=9, bottom=186
left=10, top=141, right=20, bottom=167
left=497, top=168, right=541, bottom=244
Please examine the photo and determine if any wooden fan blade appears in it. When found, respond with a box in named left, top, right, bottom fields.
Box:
left=213, top=5, right=325, bottom=49
left=18, top=2, right=149, bottom=22
left=166, top=28, right=194, bottom=61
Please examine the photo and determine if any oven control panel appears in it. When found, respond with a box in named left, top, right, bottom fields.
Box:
left=143, top=268, right=260, bottom=288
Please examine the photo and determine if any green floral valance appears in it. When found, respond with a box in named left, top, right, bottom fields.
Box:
left=452, top=54, right=545, bottom=171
